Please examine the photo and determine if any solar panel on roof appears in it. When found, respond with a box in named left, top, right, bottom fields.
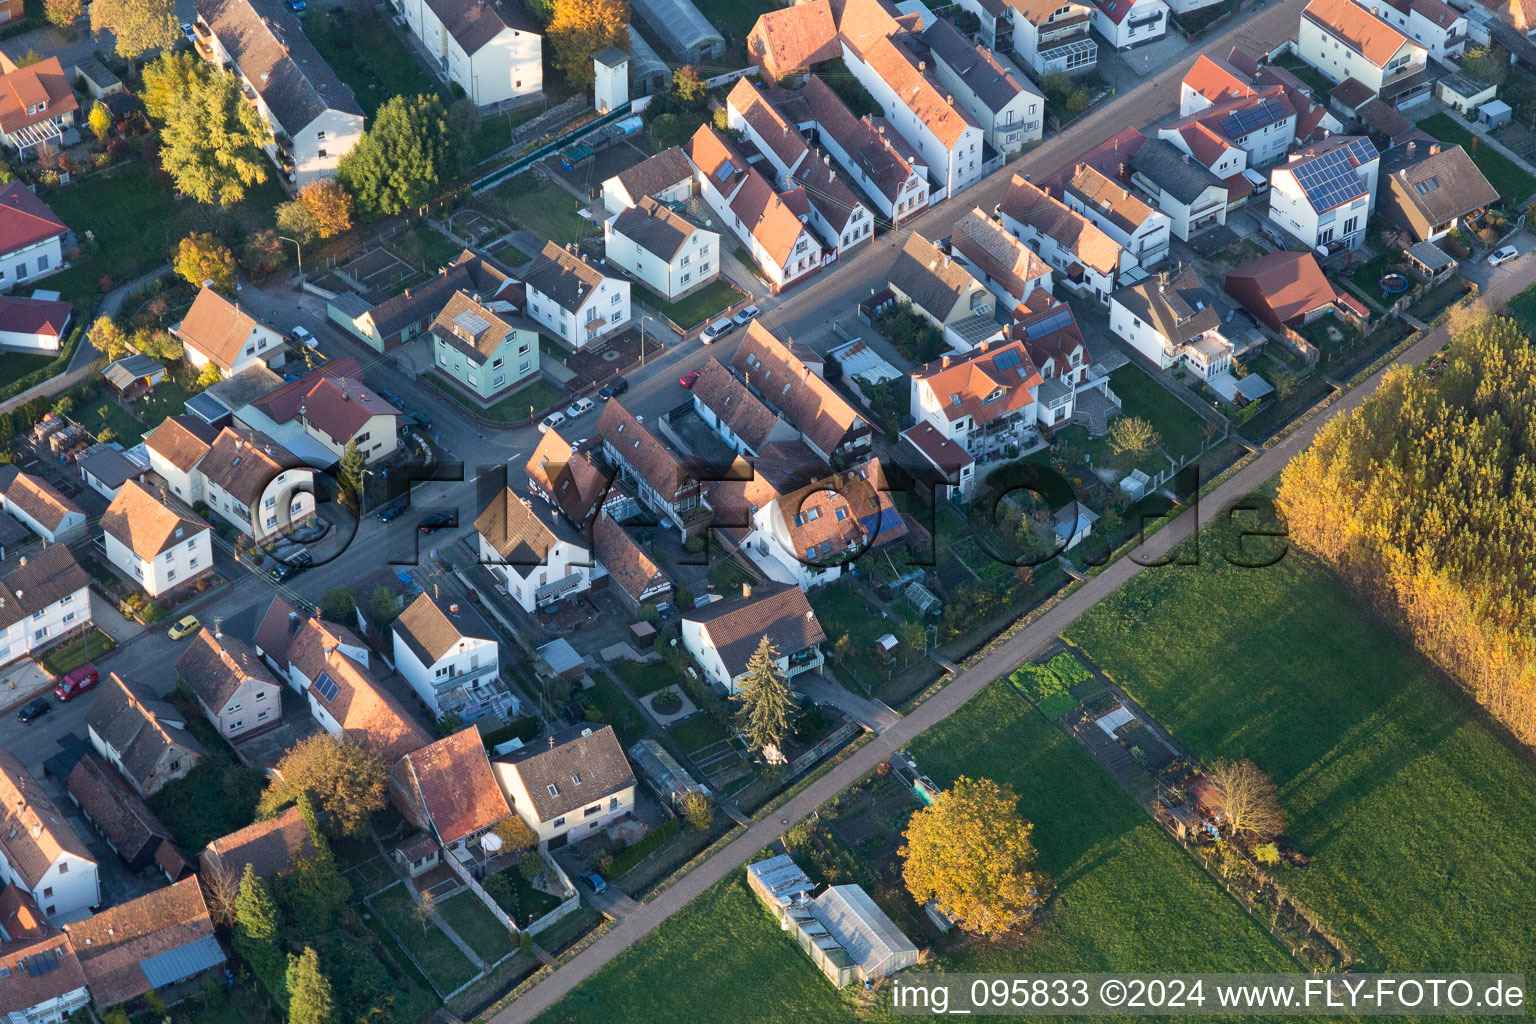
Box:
left=24, top=954, right=58, bottom=978
left=1025, top=307, right=1073, bottom=339
left=454, top=311, right=491, bottom=334
left=314, top=671, right=340, bottom=702
left=1219, top=98, right=1285, bottom=138
left=1291, top=148, right=1368, bottom=211
left=992, top=349, right=1021, bottom=371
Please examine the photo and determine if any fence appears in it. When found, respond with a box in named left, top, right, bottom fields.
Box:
left=471, top=102, right=639, bottom=194
left=525, top=850, right=582, bottom=935
left=444, top=851, right=518, bottom=935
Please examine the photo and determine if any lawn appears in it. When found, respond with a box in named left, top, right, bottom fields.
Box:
left=1107, top=364, right=1210, bottom=459
left=303, top=8, right=440, bottom=118
left=0, top=351, right=51, bottom=382
left=1418, top=113, right=1536, bottom=205
left=437, top=891, right=514, bottom=964
left=1349, top=249, right=1401, bottom=307
left=808, top=580, right=894, bottom=653
left=634, top=279, right=746, bottom=330
left=691, top=0, right=779, bottom=45
left=39, top=628, right=116, bottom=675
left=488, top=864, right=566, bottom=928
left=495, top=242, right=532, bottom=267
left=73, top=395, right=148, bottom=446
left=484, top=176, right=597, bottom=245
left=370, top=883, right=479, bottom=995
left=611, top=658, right=681, bottom=697
left=430, top=373, right=568, bottom=422
left=581, top=673, right=648, bottom=746
left=1272, top=54, right=1335, bottom=100
left=1504, top=280, right=1536, bottom=338
left=540, top=681, right=1294, bottom=1024
left=666, top=712, right=730, bottom=753
left=705, top=556, right=754, bottom=595
left=1063, top=498, right=1536, bottom=973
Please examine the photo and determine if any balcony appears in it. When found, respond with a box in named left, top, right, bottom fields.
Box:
left=535, top=571, right=586, bottom=603
left=1382, top=61, right=1427, bottom=85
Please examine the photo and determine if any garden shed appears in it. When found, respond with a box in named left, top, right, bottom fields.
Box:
left=629, top=0, right=724, bottom=63
left=629, top=737, right=710, bottom=807
left=811, top=885, right=919, bottom=982
left=536, top=638, right=585, bottom=679
left=1478, top=99, right=1512, bottom=129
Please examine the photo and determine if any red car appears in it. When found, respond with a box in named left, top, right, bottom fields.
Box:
left=54, top=663, right=100, bottom=702
left=680, top=370, right=700, bottom=388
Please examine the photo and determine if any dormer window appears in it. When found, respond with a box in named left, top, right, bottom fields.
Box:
left=547, top=783, right=560, bottom=796
left=572, top=773, right=582, bottom=785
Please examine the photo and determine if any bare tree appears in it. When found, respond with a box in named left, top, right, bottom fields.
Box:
left=1204, top=759, right=1283, bottom=844
left=1108, top=416, right=1160, bottom=456
left=413, top=890, right=437, bottom=936
left=201, top=868, right=240, bottom=927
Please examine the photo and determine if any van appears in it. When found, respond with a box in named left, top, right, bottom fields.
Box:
left=54, top=663, right=100, bottom=701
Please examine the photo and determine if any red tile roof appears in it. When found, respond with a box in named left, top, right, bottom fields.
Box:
left=747, top=0, right=841, bottom=78
left=1182, top=55, right=1255, bottom=106
left=1303, top=0, right=1412, bottom=65
left=999, top=175, right=1122, bottom=277
left=392, top=727, right=510, bottom=845
left=0, top=294, right=71, bottom=338
left=65, top=878, right=218, bottom=1008
left=0, top=181, right=65, bottom=257
left=913, top=337, right=1043, bottom=427
left=176, top=286, right=265, bottom=373
left=0, top=57, right=78, bottom=137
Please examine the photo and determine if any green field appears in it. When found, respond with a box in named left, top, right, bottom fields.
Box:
left=485, top=177, right=597, bottom=245
left=1418, top=113, right=1536, bottom=205
left=1064, top=503, right=1536, bottom=972
left=611, top=658, right=681, bottom=697
left=635, top=279, right=746, bottom=330
left=542, top=680, right=1293, bottom=1024
left=0, top=351, right=52, bottom=382
left=370, top=883, right=478, bottom=994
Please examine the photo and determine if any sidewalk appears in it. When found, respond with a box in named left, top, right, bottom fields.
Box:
left=799, top=676, right=899, bottom=733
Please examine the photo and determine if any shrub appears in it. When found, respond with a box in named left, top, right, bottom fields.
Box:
left=606, top=818, right=681, bottom=877
left=481, top=717, right=541, bottom=749
left=650, top=689, right=683, bottom=716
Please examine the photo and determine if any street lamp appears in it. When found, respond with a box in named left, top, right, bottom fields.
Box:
left=278, top=235, right=304, bottom=284
left=360, top=467, right=376, bottom=515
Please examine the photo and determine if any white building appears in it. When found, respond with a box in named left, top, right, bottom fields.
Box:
left=909, top=337, right=1044, bottom=463
left=192, top=0, right=365, bottom=189
left=949, top=206, right=1053, bottom=310
left=0, top=929, right=88, bottom=1024
left=996, top=174, right=1124, bottom=304
left=1090, top=0, right=1169, bottom=48
left=394, top=0, right=542, bottom=106
left=0, top=544, right=92, bottom=670
left=1268, top=136, right=1380, bottom=252
left=681, top=583, right=827, bottom=694
left=143, top=416, right=219, bottom=506
left=1362, top=0, right=1467, bottom=60
left=175, top=285, right=287, bottom=380
left=1127, top=136, right=1229, bottom=240
left=922, top=19, right=1043, bottom=156
left=604, top=197, right=719, bottom=303
left=195, top=427, right=317, bottom=542
left=1062, top=163, right=1172, bottom=269
left=99, top=480, right=213, bottom=598
left=1108, top=266, right=1233, bottom=380
left=595, top=400, right=710, bottom=537
left=392, top=592, right=510, bottom=721
left=980, top=0, right=1098, bottom=77
left=522, top=241, right=631, bottom=349
left=0, top=183, right=67, bottom=294
left=601, top=147, right=694, bottom=217
left=475, top=485, right=593, bottom=612
left=744, top=460, right=905, bottom=589
left=492, top=725, right=636, bottom=847
left=0, top=294, right=71, bottom=352
left=0, top=750, right=100, bottom=921
left=0, top=465, right=85, bottom=542
left=1296, top=0, right=1430, bottom=106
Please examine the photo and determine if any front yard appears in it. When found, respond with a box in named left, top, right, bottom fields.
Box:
left=430, top=374, right=568, bottom=423
left=634, top=279, right=746, bottom=330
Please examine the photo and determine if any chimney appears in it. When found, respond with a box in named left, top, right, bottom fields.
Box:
left=1407, top=140, right=1415, bottom=158
left=941, top=354, right=951, bottom=367
left=288, top=610, right=300, bottom=634
left=1429, top=143, right=1440, bottom=156
left=742, top=582, right=752, bottom=599
left=449, top=603, right=460, bottom=614
left=918, top=60, right=926, bottom=71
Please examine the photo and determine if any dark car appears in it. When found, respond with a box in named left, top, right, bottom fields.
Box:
left=379, top=388, right=407, bottom=408
left=418, top=511, right=458, bottom=534
left=377, top=499, right=409, bottom=523
left=409, top=411, right=433, bottom=430
left=271, top=562, right=301, bottom=584
left=597, top=377, right=629, bottom=400
left=17, top=698, right=50, bottom=724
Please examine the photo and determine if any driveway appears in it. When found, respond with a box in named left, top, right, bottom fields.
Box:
left=1458, top=229, right=1535, bottom=291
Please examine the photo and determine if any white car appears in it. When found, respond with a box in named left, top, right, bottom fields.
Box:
left=733, top=305, right=761, bottom=326
left=701, top=318, right=734, bottom=344
left=564, top=396, right=595, bottom=419
left=180, top=21, right=197, bottom=44
left=1487, top=245, right=1520, bottom=266
left=291, top=326, right=317, bottom=347
left=538, top=411, right=567, bottom=434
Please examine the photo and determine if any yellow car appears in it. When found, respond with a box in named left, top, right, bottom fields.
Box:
left=168, top=615, right=201, bottom=641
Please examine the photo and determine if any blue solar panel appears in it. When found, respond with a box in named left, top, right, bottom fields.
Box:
left=1025, top=307, right=1073, bottom=339
left=992, top=349, right=1022, bottom=371
left=1219, top=98, right=1285, bottom=139
left=314, top=671, right=340, bottom=703
left=1291, top=147, right=1369, bottom=211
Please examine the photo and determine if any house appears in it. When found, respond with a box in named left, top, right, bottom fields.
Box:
left=1090, top=0, right=1170, bottom=49
left=601, top=147, right=695, bottom=217
left=1224, top=249, right=1372, bottom=332
left=591, top=511, right=672, bottom=611
left=198, top=805, right=315, bottom=886
left=1296, top=0, right=1430, bottom=106
left=1435, top=72, right=1496, bottom=116
left=1109, top=266, right=1233, bottom=380
left=1161, top=88, right=1298, bottom=171
left=77, top=438, right=150, bottom=500
left=86, top=674, right=206, bottom=799
left=64, top=877, right=225, bottom=1009
left=995, top=174, right=1123, bottom=304
left=430, top=291, right=542, bottom=404
left=681, top=582, right=827, bottom=694
left=175, top=286, right=286, bottom=379
left=142, top=416, right=219, bottom=506
left=65, top=753, right=182, bottom=876
left=0, top=183, right=67, bottom=292
left=773, top=77, right=929, bottom=226
left=524, top=427, right=612, bottom=530
left=1179, top=54, right=1257, bottom=115
left=948, top=207, right=1053, bottom=313
left=747, top=0, right=841, bottom=81
left=744, top=459, right=905, bottom=588
left=393, top=0, right=542, bottom=106
left=174, top=627, right=284, bottom=742
left=1377, top=140, right=1499, bottom=240
left=73, top=57, right=123, bottom=100
left=254, top=598, right=432, bottom=764
left=239, top=359, right=400, bottom=465
left=475, top=484, right=595, bottom=610
left=103, top=355, right=166, bottom=401
left=0, top=926, right=88, bottom=1024
left=595, top=401, right=709, bottom=537
left=522, top=241, right=631, bottom=349
left=630, top=0, right=724, bottom=63
left=1268, top=136, right=1380, bottom=252
left=338, top=250, right=517, bottom=352
left=1061, top=164, right=1172, bottom=268
left=192, top=0, right=365, bottom=188
left=731, top=322, right=872, bottom=464
left=196, top=427, right=317, bottom=542
left=885, top=233, right=999, bottom=352
left=900, top=420, right=976, bottom=501
left=392, top=834, right=442, bottom=878
left=1127, top=137, right=1229, bottom=240
left=491, top=724, right=636, bottom=848
left=1011, top=298, right=1103, bottom=429
left=0, top=0, right=24, bottom=23
left=1362, top=0, right=1468, bottom=60
left=99, top=480, right=213, bottom=598
left=0, top=544, right=92, bottom=669
left=0, top=57, right=79, bottom=162
left=921, top=19, right=1043, bottom=155
left=0, top=465, right=85, bottom=541
left=909, top=338, right=1045, bottom=464
left=963, top=0, right=1098, bottom=78
left=605, top=197, right=720, bottom=303
left=691, top=357, right=798, bottom=456
left=392, top=592, right=511, bottom=722
left=391, top=727, right=511, bottom=863
left=0, top=750, right=99, bottom=920
left=0, top=293, right=71, bottom=352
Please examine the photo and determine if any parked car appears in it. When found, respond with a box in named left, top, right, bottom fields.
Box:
left=281, top=549, right=314, bottom=568
left=565, top=396, right=596, bottom=419
left=379, top=389, right=406, bottom=408
left=271, top=562, right=302, bottom=584
left=679, top=370, right=700, bottom=388
left=54, top=663, right=100, bottom=702
left=292, top=326, right=317, bottom=348
left=180, top=21, right=197, bottom=44
left=17, top=699, right=49, bottom=724
left=597, top=377, right=629, bottom=400
left=168, top=615, right=201, bottom=640
left=377, top=499, right=409, bottom=522
left=408, top=411, right=433, bottom=430
left=539, top=411, right=567, bottom=434
left=584, top=873, right=608, bottom=895
left=286, top=0, right=306, bottom=10
left=701, top=318, right=734, bottom=343
left=733, top=305, right=761, bottom=326
left=1488, top=245, right=1520, bottom=266
left=418, top=511, right=457, bottom=534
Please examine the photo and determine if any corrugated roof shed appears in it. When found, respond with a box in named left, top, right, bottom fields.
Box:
left=811, top=884, right=919, bottom=980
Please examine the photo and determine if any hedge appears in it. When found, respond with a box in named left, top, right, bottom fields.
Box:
left=0, top=319, right=91, bottom=407
left=481, top=716, right=542, bottom=750
left=609, top=818, right=681, bottom=878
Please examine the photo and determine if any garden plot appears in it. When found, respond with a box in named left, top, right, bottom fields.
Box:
left=448, top=208, right=511, bottom=248
left=343, top=246, right=418, bottom=299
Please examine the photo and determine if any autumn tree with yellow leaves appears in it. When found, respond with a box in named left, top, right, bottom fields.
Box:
left=547, top=0, right=628, bottom=89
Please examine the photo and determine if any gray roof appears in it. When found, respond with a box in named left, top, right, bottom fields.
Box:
left=74, top=56, right=121, bottom=90
left=888, top=233, right=985, bottom=321
left=611, top=198, right=697, bottom=261
left=194, top=0, right=364, bottom=132
left=1383, top=143, right=1499, bottom=219
left=1405, top=239, right=1454, bottom=271
left=612, top=147, right=694, bottom=204
left=423, top=0, right=538, bottom=54
left=392, top=592, right=496, bottom=667
left=87, top=676, right=208, bottom=791
left=140, top=933, right=226, bottom=989
left=1130, top=137, right=1225, bottom=204
left=592, top=44, right=629, bottom=68
left=522, top=242, right=614, bottom=314
left=497, top=724, right=635, bottom=823
left=811, top=885, right=918, bottom=979
left=629, top=0, right=722, bottom=58
left=1113, top=266, right=1222, bottom=345
left=683, top=582, right=827, bottom=679
left=77, top=443, right=144, bottom=489
left=0, top=544, right=88, bottom=630
left=103, top=354, right=166, bottom=390
left=746, top=853, right=815, bottom=909
left=328, top=291, right=372, bottom=318
left=922, top=19, right=1036, bottom=114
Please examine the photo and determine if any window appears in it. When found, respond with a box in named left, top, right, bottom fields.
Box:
left=318, top=148, right=327, bottom=158
left=189, top=557, right=199, bottom=570
left=553, top=816, right=566, bottom=828
left=584, top=803, right=601, bottom=817
left=43, top=887, right=52, bottom=897
left=572, top=773, right=583, bottom=785
left=231, top=720, right=243, bottom=731
left=256, top=690, right=266, bottom=700
left=167, top=568, right=177, bottom=582
left=611, top=292, right=620, bottom=304
left=169, top=761, right=180, bottom=772
left=230, top=703, right=242, bottom=713
left=317, top=130, right=326, bottom=140
left=267, top=515, right=277, bottom=527
left=58, top=862, right=68, bottom=875
left=37, top=254, right=48, bottom=271
left=257, top=708, right=268, bottom=720
left=548, top=783, right=560, bottom=796
left=610, top=796, right=620, bottom=810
